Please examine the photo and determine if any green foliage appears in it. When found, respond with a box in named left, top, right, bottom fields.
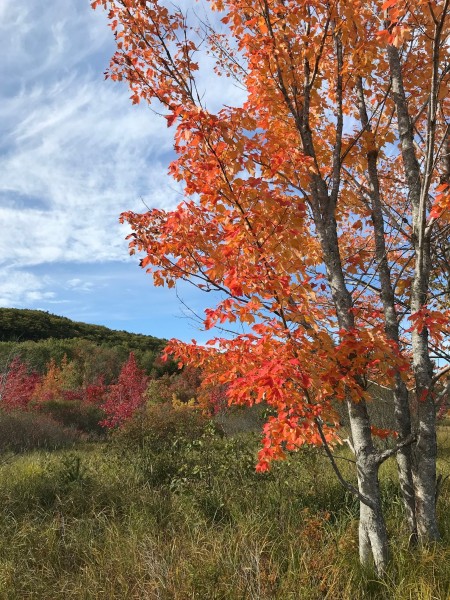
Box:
left=39, top=400, right=105, bottom=436
left=113, top=400, right=209, bottom=452
left=0, top=338, right=173, bottom=383
left=0, top=308, right=165, bottom=351
left=0, top=309, right=176, bottom=381
left=144, top=367, right=201, bottom=406
left=0, top=423, right=448, bottom=598
left=216, top=403, right=268, bottom=435
left=112, top=400, right=211, bottom=486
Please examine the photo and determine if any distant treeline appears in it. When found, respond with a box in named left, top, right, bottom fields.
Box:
left=0, top=308, right=163, bottom=349
left=0, top=308, right=174, bottom=379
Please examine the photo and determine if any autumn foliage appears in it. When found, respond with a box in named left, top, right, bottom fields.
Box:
left=100, top=352, right=148, bottom=428
left=91, top=0, right=448, bottom=450
left=92, top=0, right=450, bottom=572
left=0, top=358, right=40, bottom=411
left=0, top=352, right=174, bottom=435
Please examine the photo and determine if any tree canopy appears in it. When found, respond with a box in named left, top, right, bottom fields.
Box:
left=93, top=0, right=450, bottom=574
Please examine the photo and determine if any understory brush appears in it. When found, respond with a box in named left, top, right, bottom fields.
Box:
left=0, top=411, right=78, bottom=454
left=0, top=414, right=448, bottom=598
left=39, top=399, right=105, bottom=436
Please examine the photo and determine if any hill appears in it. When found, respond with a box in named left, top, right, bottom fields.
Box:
left=0, top=308, right=165, bottom=353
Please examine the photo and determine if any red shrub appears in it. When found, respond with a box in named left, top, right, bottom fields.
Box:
left=0, top=357, right=40, bottom=411
left=101, top=353, right=148, bottom=428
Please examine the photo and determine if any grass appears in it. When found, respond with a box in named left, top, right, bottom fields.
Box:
left=0, top=422, right=448, bottom=598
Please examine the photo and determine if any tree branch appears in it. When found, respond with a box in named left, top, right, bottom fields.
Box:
left=375, top=434, right=417, bottom=466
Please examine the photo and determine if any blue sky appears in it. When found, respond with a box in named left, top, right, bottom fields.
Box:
left=0, top=0, right=243, bottom=342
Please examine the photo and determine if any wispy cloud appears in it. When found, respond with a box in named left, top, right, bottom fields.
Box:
left=0, top=268, right=55, bottom=307
left=66, top=278, right=94, bottom=293
left=0, top=8, right=179, bottom=263
left=0, top=0, right=181, bottom=305
left=0, top=0, right=242, bottom=339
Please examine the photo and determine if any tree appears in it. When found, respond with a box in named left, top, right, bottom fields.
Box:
left=0, top=357, right=40, bottom=411
left=101, top=352, right=148, bottom=428
left=32, top=355, right=83, bottom=403
left=93, top=0, right=450, bottom=574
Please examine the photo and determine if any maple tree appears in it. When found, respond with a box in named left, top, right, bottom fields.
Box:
left=101, top=352, right=148, bottom=428
left=83, top=378, right=108, bottom=406
left=93, top=0, right=450, bottom=573
left=0, top=357, right=40, bottom=411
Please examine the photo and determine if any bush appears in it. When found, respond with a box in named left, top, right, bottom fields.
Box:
left=111, top=401, right=223, bottom=488
left=215, top=403, right=267, bottom=435
left=114, top=400, right=210, bottom=452
left=0, top=411, right=78, bottom=453
left=39, top=400, right=105, bottom=436
left=145, top=367, right=201, bottom=406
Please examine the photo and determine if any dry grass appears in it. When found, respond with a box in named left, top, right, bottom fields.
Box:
left=0, top=425, right=448, bottom=599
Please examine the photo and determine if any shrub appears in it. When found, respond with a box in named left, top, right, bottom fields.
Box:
left=39, top=400, right=105, bottom=435
left=112, top=401, right=216, bottom=488
left=0, top=411, right=77, bottom=453
left=114, top=400, right=209, bottom=452
left=145, top=366, right=201, bottom=406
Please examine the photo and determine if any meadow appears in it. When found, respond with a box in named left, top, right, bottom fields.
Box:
left=0, top=408, right=449, bottom=599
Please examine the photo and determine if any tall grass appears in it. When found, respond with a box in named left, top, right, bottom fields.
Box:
left=0, top=423, right=448, bottom=598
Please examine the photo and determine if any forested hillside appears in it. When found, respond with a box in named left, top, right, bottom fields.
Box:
left=0, top=308, right=164, bottom=351
left=0, top=308, right=171, bottom=378
left=0, top=309, right=183, bottom=437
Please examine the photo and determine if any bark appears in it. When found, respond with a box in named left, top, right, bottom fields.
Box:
left=315, top=211, right=389, bottom=574
left=410, top=235, right=439, bottom=540
left=347, top=398, right=389, bottom=573
left=387, top=43, right=439, bottom=541
left=356, top=77, right=417, bottom=540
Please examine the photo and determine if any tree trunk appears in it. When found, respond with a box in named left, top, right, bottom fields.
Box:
left=387, top=42, right=440, bottom=542
left=413, top=393, right=439, bottom=540
left=393, top=384, right=418, bottom=542
left=295, top=37, right=390, bottom=570
left=411, top=240, right=439, bottom=541
left=356, top=76, right=417, bottom=540
left=348, top=399, right=389, bottom=574
left=315, top=212, right=390, bottom=573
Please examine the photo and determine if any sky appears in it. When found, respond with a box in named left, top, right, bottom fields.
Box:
left=0, top=0, right=243, bottom=342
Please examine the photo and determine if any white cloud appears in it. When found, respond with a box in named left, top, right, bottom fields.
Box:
left=0, top=0, right=243, bottom=321
left=0, top=268, right=55, bottom=307
left=66, top=279, right=83, bottom=287
left=0, top=0, right=180, bottom=279
left=66, top=278, right=94, bottom=293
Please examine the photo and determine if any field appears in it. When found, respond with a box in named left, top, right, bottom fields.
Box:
left=0, top=414, right=449, bottom=599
